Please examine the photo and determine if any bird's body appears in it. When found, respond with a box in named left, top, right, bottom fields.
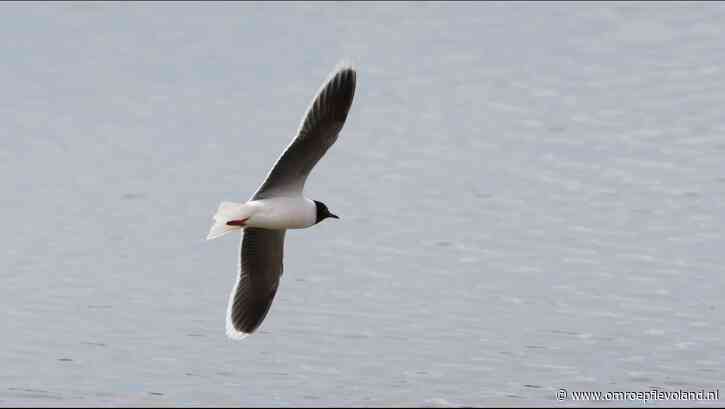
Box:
left=210, top=197, right=317, bottom=233
left=206, top=64, right=356, bottom=339
left=246, top=197, right=318, bottom=230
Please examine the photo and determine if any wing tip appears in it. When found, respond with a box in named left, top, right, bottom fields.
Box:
left=225, top=322, right=252, bottom=340
left=334, top=59, right=356, bottom=73
left=225, top=299, right=253, bottom=340
left=321, top=61, right=357, bottom=116
left=329, top=60, right=357, bottom=90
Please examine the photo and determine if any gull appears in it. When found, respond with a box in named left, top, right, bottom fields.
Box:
left=206, top=64, right=356, bottom=339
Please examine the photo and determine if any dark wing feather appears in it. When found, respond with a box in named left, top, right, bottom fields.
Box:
left=226, top=228, right=286, bottom=337
left=252, top=66, right=356, bottom=200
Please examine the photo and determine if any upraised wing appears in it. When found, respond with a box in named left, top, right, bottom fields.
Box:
left=251, top=66, right=356, bottom=200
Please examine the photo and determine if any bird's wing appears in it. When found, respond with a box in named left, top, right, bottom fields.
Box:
left=251, top=65, right=356, bottom=200
left=226, top=228, right=286, bottom=338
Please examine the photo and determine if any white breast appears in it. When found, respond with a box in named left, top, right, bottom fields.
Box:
left=245, top=197, right=316, bottom=229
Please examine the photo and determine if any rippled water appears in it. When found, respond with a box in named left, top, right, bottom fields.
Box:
left=2, top=2, right=725, bottom=406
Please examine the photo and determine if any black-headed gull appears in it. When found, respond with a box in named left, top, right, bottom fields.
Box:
left=207, top=65, right=356, bottom=339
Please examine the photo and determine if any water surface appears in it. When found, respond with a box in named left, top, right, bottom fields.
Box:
left=1, top=2, right=725, bottom=406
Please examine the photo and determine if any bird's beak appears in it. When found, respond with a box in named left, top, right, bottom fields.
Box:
left=329, top=213, right=339, bottom=219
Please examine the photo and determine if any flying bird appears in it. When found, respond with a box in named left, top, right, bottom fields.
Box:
left=206, top=65, right=357, bottom=339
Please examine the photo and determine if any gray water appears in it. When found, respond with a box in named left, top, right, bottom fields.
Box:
left=2, top=2, right=725, bottom=407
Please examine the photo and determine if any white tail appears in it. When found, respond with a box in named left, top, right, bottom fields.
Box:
left=206, top=201, right=248, bottom=240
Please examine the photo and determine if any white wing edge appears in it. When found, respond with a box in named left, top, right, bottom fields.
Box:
left=225, top=243, right=251, bottom=341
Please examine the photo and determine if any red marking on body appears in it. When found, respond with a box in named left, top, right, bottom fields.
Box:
left=226, top=218, right=249, bottom=227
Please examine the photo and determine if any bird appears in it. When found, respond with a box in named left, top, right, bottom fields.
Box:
left=206, top=64, right=356, bottom=339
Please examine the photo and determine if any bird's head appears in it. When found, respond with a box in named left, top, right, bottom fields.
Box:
left=313, top=200, right=339, bottom=224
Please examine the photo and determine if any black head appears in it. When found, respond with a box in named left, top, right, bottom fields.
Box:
left=314, top=200, right=339, bottom=224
